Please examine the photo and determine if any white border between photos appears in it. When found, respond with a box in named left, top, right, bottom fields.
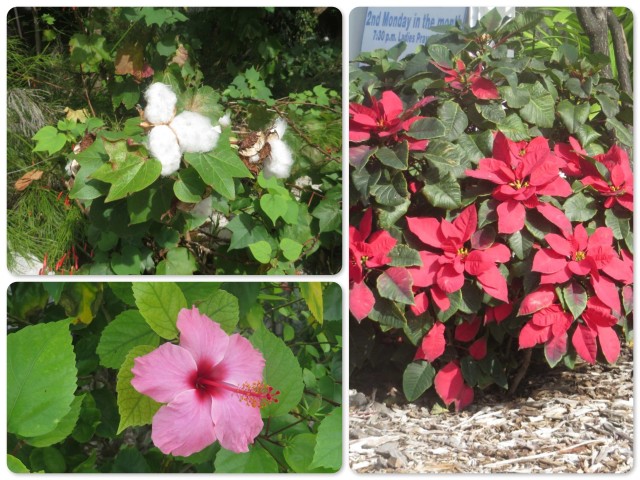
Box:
left=0, top=1, right=636, bottom=478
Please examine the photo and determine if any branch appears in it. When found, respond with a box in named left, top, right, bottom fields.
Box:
left=606, top=9, right=632, bottom=98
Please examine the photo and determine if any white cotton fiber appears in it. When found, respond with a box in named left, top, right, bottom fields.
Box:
left=273, top=117, right=287, bottom=139
left=143, top=82, right=177, bottom=124
left=218, top=113, right=231, bottom=128
left=263, top=138, right=294, bottom=179
left=170, top=111, right=220, bottom=153
left=148, top=125, right=182, bottom=176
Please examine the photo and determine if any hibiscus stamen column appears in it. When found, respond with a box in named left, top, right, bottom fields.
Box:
left=195, top=377, right=280, bottom=408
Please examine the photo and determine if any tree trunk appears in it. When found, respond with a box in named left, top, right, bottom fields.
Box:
left=575, top=7, right=612, bottom=79
left=606, top=9, right=632, bottom=98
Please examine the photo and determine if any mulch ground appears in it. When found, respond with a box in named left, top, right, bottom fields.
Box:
left=349, top=350, right=633, bottom=473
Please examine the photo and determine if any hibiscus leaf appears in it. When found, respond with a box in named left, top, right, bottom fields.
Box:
left=299, top=283, right=324, bottom=325
left=376, top=267, right=414, bottom=305
left=215, top=444, right=278, bottom=473
left=116, top=345, right=161, bottom=434
left=562, top=281, right=588, bottom=320
left=96, top=310, right=159, bottom=369
left=403, top=361, right=436, bottom=401
left=8, top=320, right=77, bottom=438
left=22, top=394, right=84, bottom=448
left=250, top=327, right=304, bottom=418
left=132, top=283, right=187, bottom=339
left=308, top=407, right=342, bottom=471
left=196, top=289, right=240, bottom=334
left=563, top=192, right=597, bottom=222
left=421, top=168, right=462, bottom=209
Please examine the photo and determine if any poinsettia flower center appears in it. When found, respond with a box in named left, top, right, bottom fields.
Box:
left=195, top=376, right=280, bottom=408
left=457, top=247, right=469, bottom=258
left=509, top=179, right=529, bottom=190
left=573, top=250, right=586, bottom=262
left=610, top=184, right=622, bottom=192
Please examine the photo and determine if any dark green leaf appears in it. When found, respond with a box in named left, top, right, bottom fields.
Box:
left=403, top=361, right=435, bottom=401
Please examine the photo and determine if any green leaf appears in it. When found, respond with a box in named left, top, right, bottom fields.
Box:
left=195, top=289, right=240, bottom=334
left=508, top=229, right=534, bottom=260
left=284, top=433, right=329, bottom=473
left=29, top=446, right=66, bottom=473
left=227, top=213, right=270, bottom=251
left=32, top=125, right=67, bottom=155
left=7, top=455, right=30, bottom=473
left=312, top=199, right=341, bottom=234
left=376, top=267, right=414, bottom=305
left=23, top=394, right=84, bottom=447
left=8, top=320, right=77, bottom=437
left=249, top=240, right=273, bottom=264
left=185, top=129, right=251, bottom=200
left=91, top=140, right=162, bottom=202
left=300, top=283, right=324, bottom=324
left=110, top=245, right=143, bottom=275
left=279, top=238, right=303, bottom=262
left=562, top=280, right=588, bottom=320
left=250, top=327, right=304, bottom=418
left=376, top=145, right=407, bottom=170
left=214, top=445, right=278, bottom=473
left=438, top=101, right=468, bottom=141
left=132, top=283, right=187, bottom=339
left=59, top=283, right=104, bottom=325
left=368, top=296, right=406, bottom=329
left=260, top=193, right=289, bottom=225
left=173, top=167, right=205, bottom=203
left=427, top=44, right=451, bottom=67
left=424, top=139, right=470, bottom=179
left=604, top=208, right=630, bottom=240
left=111, top=446, right=151, bottom=473
left=477, top=103, right=506, bottom=124
left=156, top=247, right=198, bottom=275
left=501, top=85, right=530, bottom=108
left=308, top=407, right=342, bottom=471
left=519, top=82, right=555, bottom=128
left=557, top=100, right=590, bottom=134
left=421, top=168, right=462, bottom=209
left=563, top=192, right=597, bottom=222
left=116, top=345, right=161, bottom=434
left=408, top=117, right=446, bottom=139
left=497, top=113, right=530, bottom=141
left=388, top=244, right=423, bottom=267
left=96, top=310, right=159, bottom=369
left=605, top=118, right=633, bottom=147
left=403, top=361, right=436, bottom=401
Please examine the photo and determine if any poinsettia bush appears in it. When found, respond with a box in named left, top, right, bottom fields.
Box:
left=349, top=8, right=633, bottom=410
left=7, top=281, right=342, bottom=473
left=8, top=7, right=341, bottom=275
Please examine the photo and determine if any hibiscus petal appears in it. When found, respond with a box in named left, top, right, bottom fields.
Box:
left=177, top=307, right=230, bottom=370
left=595, top=325, right=621, bottom=364
left=131, top=343, right=197, bottom=403
left=210, top=390, right=264, bottom=453
left=497, top=200, right=526, bottom=234
left=215, top=333, right=265, bottom=387
left=151, top=389, right=216, bottom=457
left=349, top=281, right=375, bottom=322
left=572, top=323, right=598, bottom=364
left=415, top=321, right=446, bottom=362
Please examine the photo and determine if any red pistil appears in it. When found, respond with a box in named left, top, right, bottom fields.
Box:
left=196, top=378, right=280, bottom=408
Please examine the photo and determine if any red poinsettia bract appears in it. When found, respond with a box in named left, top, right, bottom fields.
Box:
left=465, top=132, right=573, bottom=234
left=349, top=208, right=397, bottom=321
left=349, top=90, right=435, bottom=150
left=581, top=145, right=634, bottom=211
left=407, top=204, right=510, bottom=310
left=532, top=223, right=632, bottom=314
left=432, top=59, right=500, bottom=100
left=573, top=296, right=621, bottom=364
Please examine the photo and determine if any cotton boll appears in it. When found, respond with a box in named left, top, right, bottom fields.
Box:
left=273, top=117, right=287, bottom=139
left=170, top=111, right=220, bottom=153
left=263, top=138, right=294, bottom=179
left=143, top=83, right=177, bottom=124
left=148, top=125, right=182, bottom=176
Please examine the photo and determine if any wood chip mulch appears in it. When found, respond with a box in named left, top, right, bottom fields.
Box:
left=349, top=351, right=633, bottom=473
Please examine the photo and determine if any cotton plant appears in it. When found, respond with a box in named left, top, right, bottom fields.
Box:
left=143, top=82, right=222, bottom=176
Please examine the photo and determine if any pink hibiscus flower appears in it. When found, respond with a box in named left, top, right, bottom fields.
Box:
left=532, top=223, right=632, bottom=313
left=406, top=204, right=510, bottom=311
left=432, top=59, right=500, bottom=100
left=349, top=208, right=396, bottom=321
left=131, top=307, right=278, bottom=456
left=465, top=132, right=573, bottom=234
left=349, top=90, right=436, bottom=150
left=581, top=145, right=633, bottom=211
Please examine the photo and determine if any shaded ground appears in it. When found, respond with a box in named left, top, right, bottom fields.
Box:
left=349, top=350, right=633, bottom=473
